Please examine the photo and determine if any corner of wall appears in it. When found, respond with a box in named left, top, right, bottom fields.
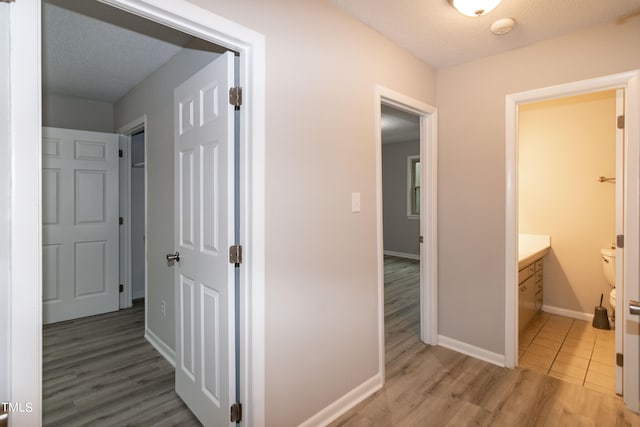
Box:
left=437, top=335, right=506, bottom=368
left=297, top=374, right=383, bottom=427
left=145, top=327, right=176, bottom=367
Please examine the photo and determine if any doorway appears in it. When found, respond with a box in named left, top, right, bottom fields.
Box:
left=118, top=118, right=148, bottom=312
left=505, top=71, right=640, bottom=413
left=6, top=0, right=266, bottom=424
left=516, top=89, right=620, bottom=395
left=380, top=105, right=422, bottom=370
left=41, top=3, right=237, bottom=424
left=375, top=86, right=438, bottom=381
left=129, top=130, right=145, bottom=304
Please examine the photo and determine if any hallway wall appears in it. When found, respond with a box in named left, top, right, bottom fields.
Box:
left=436, top=18, right=640, bottom=355
left=178, top=1, right=438, bottom=425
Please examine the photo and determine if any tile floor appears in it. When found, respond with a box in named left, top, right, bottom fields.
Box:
left=519, top=312, right=616, bottom=395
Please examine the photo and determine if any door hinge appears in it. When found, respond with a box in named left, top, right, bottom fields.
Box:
left=229, top=245, right=243, bottom=265
left=617, top=115, right=625, bottom=129
left=616, top=352, right=623, bottom=367
left=617, top=234, right=624, bottom=249
left=230, top=402, right=242, bottom=423
left=119, top=284, right=124, bottom=293
left=119, top=217, right=124, bottom=225
left=119, top=149, right=123, bottom=158
left=229, top=87, right=243, bottom=109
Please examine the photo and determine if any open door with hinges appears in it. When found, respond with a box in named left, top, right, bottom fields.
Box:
left=173, top=51, right=238, bottom=426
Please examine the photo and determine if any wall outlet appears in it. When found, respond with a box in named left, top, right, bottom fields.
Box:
left=160, top=300, right=166, bottom=317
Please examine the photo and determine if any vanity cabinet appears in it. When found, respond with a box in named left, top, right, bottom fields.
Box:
left=518, top=258, right=543, bottom=333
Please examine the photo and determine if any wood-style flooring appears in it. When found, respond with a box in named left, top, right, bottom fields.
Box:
left=43, top=301, right=201, bottom=427
left=330, top=256, right=640, bottom=427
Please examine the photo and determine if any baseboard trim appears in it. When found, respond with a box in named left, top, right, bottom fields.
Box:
left=542, top=305, right=594, bottom=322
left=298, top=374, right=383, bottom=427
left=145, top=327, right=176, bottom=367
left=438, top=335, right=505, bottom=367
left=383, top=250, right=420, bottom=260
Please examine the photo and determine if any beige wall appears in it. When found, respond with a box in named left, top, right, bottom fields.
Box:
left=519, top=91, right=616, bottom=315
left=437, top=18, right=640, bottom=354
left=43, top=94, right=115, bottom=133
left=136, top=1, right=437, bottom=426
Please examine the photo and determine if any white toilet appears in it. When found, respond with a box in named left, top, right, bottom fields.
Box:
left=601, top=247, right=616, bottom=319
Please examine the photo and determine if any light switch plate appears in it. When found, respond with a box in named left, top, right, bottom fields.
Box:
left=351, top=192, right=361, bottom=213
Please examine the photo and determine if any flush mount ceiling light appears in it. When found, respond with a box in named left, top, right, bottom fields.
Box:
left=449, top=0, right=502, bottom=16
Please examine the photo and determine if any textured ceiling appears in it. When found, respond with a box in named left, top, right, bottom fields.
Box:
left=330, top=0, right=640, bottom=68
left=44, top=0, right=640, bottom=103
left=43, top=0, right=194, bottom=103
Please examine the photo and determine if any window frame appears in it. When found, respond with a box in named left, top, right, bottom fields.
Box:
left=407, top=154, right=420, bottom=219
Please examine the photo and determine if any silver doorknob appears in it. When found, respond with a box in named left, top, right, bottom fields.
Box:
left=166, top=252, right=180, bottom=263
left=630, top=300, right=640, bottom=316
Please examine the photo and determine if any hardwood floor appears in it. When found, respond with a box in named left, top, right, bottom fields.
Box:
left=43, top=301, right=201, bottom=427
left=330, top=256, right=640, bottom=427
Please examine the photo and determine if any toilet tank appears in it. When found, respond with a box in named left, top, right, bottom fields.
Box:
left=601, top=247, right=616, bottom=287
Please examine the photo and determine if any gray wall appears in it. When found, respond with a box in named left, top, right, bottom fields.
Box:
left=437, top=18, right=640, bottom=355
left=114, top=47, right=220, bottom=350
left=186, top=1, right=437, bottom=425
left=43, top=94, right=114, bottom=132
left=0, top=3, right=9, bottom=402
left=130, top=131, right=146, bottom=300
left=382, top=141, right=420, bottom=256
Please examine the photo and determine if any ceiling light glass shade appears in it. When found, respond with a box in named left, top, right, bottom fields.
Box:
left=450, top=0, right=502, bottom=16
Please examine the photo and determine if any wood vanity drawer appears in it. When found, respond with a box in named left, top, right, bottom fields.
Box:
left=535, top=259, right=543, bottom=271
left=519, top=264, right=535, bottom=283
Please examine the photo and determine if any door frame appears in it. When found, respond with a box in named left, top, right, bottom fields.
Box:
left=118, top=115, right=148, bottom=310
left=6, top=1, right=266, bottom=426
left=504, top=70, right=640, bottom=412
left=374, top=85, right=438, bottom=380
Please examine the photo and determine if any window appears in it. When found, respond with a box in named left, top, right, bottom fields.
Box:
left=408, top=155, right=420, bottom=217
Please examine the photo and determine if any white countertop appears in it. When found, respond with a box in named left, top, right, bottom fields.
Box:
left=519, top=234, right=551, bottom=269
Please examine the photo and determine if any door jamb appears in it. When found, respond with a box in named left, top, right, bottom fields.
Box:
left=504, top=70, right=640, bottom=412
left=375, top=85, right=438, bottom=381
left=7, top=0, right=266, bottom=425
left=7, top=2, right=42, bottom=425
left=118, top=115, right=148, bottom=312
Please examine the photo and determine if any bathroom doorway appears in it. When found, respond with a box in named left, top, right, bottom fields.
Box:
left=374, top=86, right=438, bottom=379
left=505, top=71, right=640, bottom=412
left=517, top=90, right=621, bottom=395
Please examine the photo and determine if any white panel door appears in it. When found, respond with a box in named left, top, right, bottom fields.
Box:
left=42, top=127, right=119, bottom=324
left=174, top=52, right=235, bottom=427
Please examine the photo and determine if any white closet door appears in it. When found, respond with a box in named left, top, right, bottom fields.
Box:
left=42, top=127, right=119, bottom=324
